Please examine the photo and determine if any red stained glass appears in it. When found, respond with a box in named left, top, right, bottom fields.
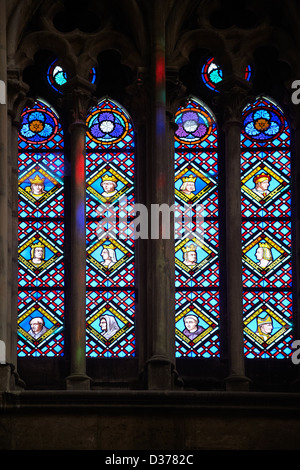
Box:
left=174, top=97, right=220, bottom=357
left=86, top=99, right=135, bottom=357
left=18, top=99, right=64, bottom=357
left=241, top=97, right=293, bottom=359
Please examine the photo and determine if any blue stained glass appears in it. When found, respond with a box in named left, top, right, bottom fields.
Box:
left=47, top=59, right=97, bottom=93
left=20, top=109, right=57, bottom=143
left=201, top=57, right=252, bottom=92
left=86, top=98, right=135, bottom=358
left=241, top=97, right=293, bottom=359
left=174, top=97, right=220, bottom=358
left=18, top=99, right=65, bottom=357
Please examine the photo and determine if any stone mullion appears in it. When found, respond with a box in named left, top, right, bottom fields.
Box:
left=6, top=75, right=30, bottom=374
left=125, top=68, right=152, bottom=379
left=0, top=0, right=8, bottom=370
left=144, top=0, right=177, bottom=390
left=63, top=77, right=95, bottom=390
left=219, top=79, right=252, bottom=391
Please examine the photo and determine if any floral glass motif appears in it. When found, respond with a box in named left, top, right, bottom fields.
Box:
left=18, top=99, right=64, bottom=356
left=241, top=96, right=293, bottom=359
left=174, top=98, right=220, bottom=357
left=47, top=59, right=97, bottom=93
left=201, top=56, right=252, bottom=92
left=86, top=99, right=135, bottom=357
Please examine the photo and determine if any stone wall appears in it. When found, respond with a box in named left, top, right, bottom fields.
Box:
left=1, top=390, right=300, bottom=450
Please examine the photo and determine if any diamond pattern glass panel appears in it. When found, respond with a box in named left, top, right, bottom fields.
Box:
left=174, top=97, right=220, bottom=357
left=18, top=99, right=64, bottom=356
left=241, top=96, right=293, bottom=359
left=86, top=98, right=135, bottom=357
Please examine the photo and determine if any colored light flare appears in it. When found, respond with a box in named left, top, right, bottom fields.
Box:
left=155, top=52, right=166, bottom=135
left=155, top=54, right=165, bottom=85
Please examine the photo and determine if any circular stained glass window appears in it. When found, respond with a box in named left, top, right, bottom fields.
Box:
left=86, top=108, right=129, bottom=144
left=47, top=59, right=97, bottom=93
left=175, top=107, right=212, bottom=144
left=201, top=57, right=252, bottom=92
left=19, top=105, right=58, bottom=144
left=243, top=107, right=285, bottom=141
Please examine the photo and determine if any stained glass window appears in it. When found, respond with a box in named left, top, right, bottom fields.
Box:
left=241, top=96, right=293, bottom=359
left=86, top=98, right=135, bottom=357
left=201, top=56, right=252, bottom=91
left=47, top=59, right=97, bottom=93
left=18, top=99, right=65, bottom=356
left=174, top=97, right=220, bottom=357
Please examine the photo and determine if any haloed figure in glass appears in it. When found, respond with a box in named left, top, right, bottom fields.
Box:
left=252, top=173, right=271, bottom=198
left=99, top=315, right=120, bottom=340
left=30, top=243, right=45, bottom=265
left=28, top=317, right=48, bottom=339
left=101, top=174, right=118, bottom=198
left=183, top=314, right=204, bottom=340
left=255, top=315, right=273, bottom=341
left=182, top=244, right=197, bottom=267
left=101, top=244, right=117, bottom=268
left=26, top=174, right=46, bottom=197
left=180, top=175, right=197, bottom=197
left=255, top=242, right=273, bottom=269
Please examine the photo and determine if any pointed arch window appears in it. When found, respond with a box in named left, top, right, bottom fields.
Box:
left=85, top=98, right=136, bottom=357
left=17, top=99, right=65, bottom=357
left=241, top=96, right=293, bottom=359
left=174, top=97, right=220, bottom=357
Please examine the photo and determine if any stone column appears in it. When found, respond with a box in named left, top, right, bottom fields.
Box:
left=6, top=73, right=30, bottom=371
left=143, top=0, right=177, bottom=389
left=219, top=78, right=251, bottom=391
left=125, top=68, right=152, bottom=380
left=0, top=0, right=7, bottom=341
left=62, top=77, right=95, bottom=390
left=0, top=0, right=9, bottom=389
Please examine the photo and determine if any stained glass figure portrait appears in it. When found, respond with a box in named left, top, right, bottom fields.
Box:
left=241, top=96, right=293, bottom=359
left=18, top=99, right=64, bottom=356
left=174, top=97, right=220, bottom=357
left=86, top=98, right=135, bottom=357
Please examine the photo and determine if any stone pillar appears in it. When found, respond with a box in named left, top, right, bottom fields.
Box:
left=0, top=0, right=8, bottom=356
left=219, top=78, right=251, bottom=391
left=0, top=5, right=27, bottom=390
left=125, top=68, right=152, bottom=380
left=63, top=77, right=95, bottom=390
left=143, top=0, right=177, bottom=389
left=6, top=73, right=30, bottom=372
left=0, top=0, right=10, bottom=391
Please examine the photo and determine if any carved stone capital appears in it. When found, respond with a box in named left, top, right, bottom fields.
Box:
left=215, top=75, right=253, bottom=127
left=60, top=75, right=96, bottom=126
left=7, top=72, right=31, bottom=125
left=166, top=67, right=187, bottom=116
left=125, top=67, right=151, bottom=128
